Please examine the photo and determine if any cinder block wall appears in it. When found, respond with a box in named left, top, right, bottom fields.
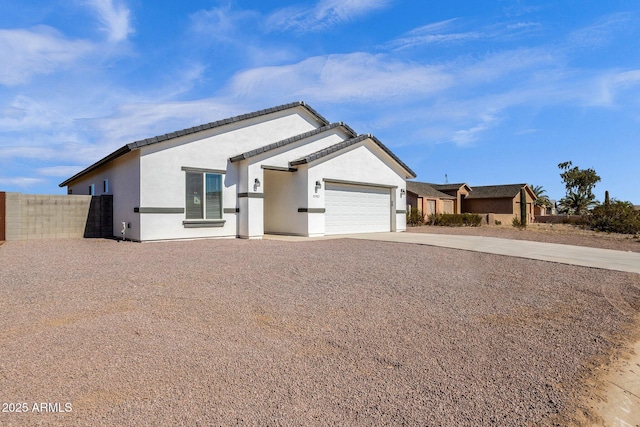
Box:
left=4, top=193, right=92, bottom=241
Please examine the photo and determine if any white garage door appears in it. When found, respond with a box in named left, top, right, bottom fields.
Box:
left=325, top=182, right=391, bottom=235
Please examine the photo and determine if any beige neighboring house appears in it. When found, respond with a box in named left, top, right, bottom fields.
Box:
left=429, top=183, right=471, bottom=214
left=462, top=184, right=536, bottom=224
left=406, top=182, right=456, bottom=216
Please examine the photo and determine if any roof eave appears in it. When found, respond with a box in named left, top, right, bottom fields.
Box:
left=58, top=145, right=132, bottom=187
left=289, top=134, right=416, bottom=179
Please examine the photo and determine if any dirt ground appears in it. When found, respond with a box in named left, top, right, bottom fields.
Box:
left=1, top=237, right=639, bottom=426
left=407, top=223, right=640, bottom=253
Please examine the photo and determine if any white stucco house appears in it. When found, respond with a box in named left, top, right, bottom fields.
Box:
left=59, top=102, right=416, bottom=241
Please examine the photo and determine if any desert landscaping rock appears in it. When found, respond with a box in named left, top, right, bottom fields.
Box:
left=1, top=238, right=639, bottom=426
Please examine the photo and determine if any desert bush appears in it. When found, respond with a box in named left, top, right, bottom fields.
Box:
left=587, top=200, right=640, bottom=234
left=494, top=220, right=502, bottom=225
left=462, top=213, right=482, bottom=227
left=429, top=213, right=482, bottom=227
left=512, top=216, right=526, bottom=229
left=406, top=208, right=425, bottom=226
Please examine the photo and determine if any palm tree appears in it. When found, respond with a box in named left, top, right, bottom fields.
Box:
left=530, top=184, right=551, bottom=208
left=558, top=192, right=597, bottom=215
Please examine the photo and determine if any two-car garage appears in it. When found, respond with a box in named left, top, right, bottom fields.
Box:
left=324, top=182, right=392, bottom=235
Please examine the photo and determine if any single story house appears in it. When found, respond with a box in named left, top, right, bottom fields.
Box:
left=59, top=102, right=416, bottom=241
left=406, top=182, right=471, bottom=215
left=428, top=183, right=471, bottom=214
left=406, top=182, right=456, bottom=216
left=462, top=184, right=536, bottom=224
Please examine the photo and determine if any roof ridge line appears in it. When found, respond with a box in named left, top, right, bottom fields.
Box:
left=60, top=101, right=330, bottom=187
left=229, top=122, right=355, bottom=163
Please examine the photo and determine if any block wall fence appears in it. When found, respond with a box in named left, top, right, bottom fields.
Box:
left=0, top=192, right=113, bottom=241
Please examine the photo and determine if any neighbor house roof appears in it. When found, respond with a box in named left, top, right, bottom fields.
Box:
left=430, top=183, right=472, bottom=192
left=229, top=122, right=356, bottom=163
left=289, top=134, right=417, bottom=178
left=406, top=181, right=456, bottom=199
left=59, top=101, right=330, bottom=187
left=465, top=184, right=536, bottom=199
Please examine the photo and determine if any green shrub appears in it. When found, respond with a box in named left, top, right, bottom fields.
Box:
left=428, top=213, right=482, bottom=227
left=512, top=216, right=526, bottom=229
left=406, top=208, right=425, bottom=226
left=494, top=220, right=502, bottom=226
left=587, top=200, right=640, bottom=234
left=462, top=213, right=482, bottom=227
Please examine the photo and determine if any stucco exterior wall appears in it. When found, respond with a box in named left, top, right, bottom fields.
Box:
left=59, top=106, right=413, bottom=241
left=409, top=197, right=454, bottom=217
left=263, top=169, right=306, bottom=235
left=406, top=192, right=418, bottom=213
left=463, top=194, right=535, bottom=224
left=305, top=141, right=406, bottom=233
left=135, top=108, right=321, bottom=240
left=463, top=198, right=514, bottom=215
left=67, top=151, right=141, bottom=240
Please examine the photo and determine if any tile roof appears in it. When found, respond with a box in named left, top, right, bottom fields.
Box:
left=289, top=134, right=417, bottom=178
left=59, top=101, right=329, bottom=187
left=430, top=183, right=471, bottom=192
left=464, top=184, right=532, bottom=199
left=406, top=181, right=456, bottom=199
left=229, top=122, right=356, bottom=163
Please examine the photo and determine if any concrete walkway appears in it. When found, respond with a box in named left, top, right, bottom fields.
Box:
left=266, top=232, right=640, bottom=274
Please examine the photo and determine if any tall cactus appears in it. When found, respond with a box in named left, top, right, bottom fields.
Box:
left=604, top=190, right=610, bottom=205
left=520, top=187, right=527, bottom=226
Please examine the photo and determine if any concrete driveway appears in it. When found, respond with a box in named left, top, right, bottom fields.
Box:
left=344, top=232, right=640, bottom=274
left=267, top=232, right=640, bottom=274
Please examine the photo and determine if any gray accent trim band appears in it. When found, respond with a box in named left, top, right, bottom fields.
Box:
left=323, top=178, right=398, bottom=190
left=297, top=208, right=326, bottom=213
left=261, top=165, right=298, bottom=172
left=135, top=207, right=185, bottom=214
left=238, top=192, right=264, bottom=199
left=223, top=208, right=239, bottom=213
left=396, top=210, right=407, bottom=214
left=181, top=167, right=226, bottom=174
left=183, top=220, right=226, bottom=228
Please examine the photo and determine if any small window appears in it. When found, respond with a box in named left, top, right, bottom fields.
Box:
left=103, top=179, right=109, bottom=193
left=89, top=184, right=95, bottom=196
left=185, top=172, right=222, bottom=220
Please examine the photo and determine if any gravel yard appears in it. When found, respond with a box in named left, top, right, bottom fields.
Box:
left=1, top=238, right=639, bottom=426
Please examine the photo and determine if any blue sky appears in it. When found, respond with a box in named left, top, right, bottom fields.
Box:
left=1, top=0, right=639, bottom=203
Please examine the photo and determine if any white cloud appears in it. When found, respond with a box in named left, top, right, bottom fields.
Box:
left=190, top=4, right=258, bottom=42
left=385, top=19, right=481, bottom=50
left=0, top=177, right=46, bottom=188
left=267, top=0, right=390, bottom=32
left=385, top=18, right=543, bottom=51
left=86, top=99, right=245, bottom=148
left=567, top=12, right=632, bottom=49
left=612, top=69, right=640, bottom=88
left=84, top=0, right=133, bottom=42
left=451, top=113, right=499, bottom=146
left=37, top=166, right=87, bottom=177
left=227, top=52, right=453, bottom=103
left=0, top=26, right=92, bottom=86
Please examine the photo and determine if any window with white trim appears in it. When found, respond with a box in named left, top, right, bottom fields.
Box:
left=89, top=184, right=95, bottom=196
left=185, top=172, right=222, bottom=220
